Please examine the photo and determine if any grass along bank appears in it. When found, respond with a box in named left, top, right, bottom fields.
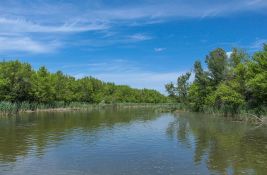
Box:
left=172, top=103, right=267, bottom=125
left=0, top=101, right=179, bottom=116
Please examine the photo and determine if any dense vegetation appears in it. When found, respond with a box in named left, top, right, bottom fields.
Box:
left=166, top=44, right=267, bottom=117
left=0, top=60, right=167, bottom=113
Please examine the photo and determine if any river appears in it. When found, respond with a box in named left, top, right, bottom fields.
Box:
left=0, top=109, right=266, bottom=175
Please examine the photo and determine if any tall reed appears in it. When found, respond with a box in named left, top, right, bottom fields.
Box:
left=0, top=101, right=179, bottom=116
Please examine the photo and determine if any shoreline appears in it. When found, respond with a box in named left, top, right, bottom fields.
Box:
left=0, top=103, right=178, bottom=116
left=1, top=104, right=266, bottom=126
left=174, top=109, right=267, bottom=125
left=0, top=107, right=87, bottom=116
left=23, top=107, right=85, bottom=113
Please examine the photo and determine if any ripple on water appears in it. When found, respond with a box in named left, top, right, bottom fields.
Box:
left=0, top=110, right=267, bottom=175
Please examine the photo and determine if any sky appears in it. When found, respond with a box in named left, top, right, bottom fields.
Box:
left=0, top=0, right=267, bottom=93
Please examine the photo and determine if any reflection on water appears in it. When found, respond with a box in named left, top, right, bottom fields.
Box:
left=167, top=113, right=267, bottom=175
left=0, top=109, right=266, bottom=175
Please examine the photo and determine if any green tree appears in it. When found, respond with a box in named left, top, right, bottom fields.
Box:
left=177, top=72, right=191, bottom=103
left=53, top=71, right=76, bottom=102
left=76, top=77, right=94, bottom=102
left=165, top=82, right=177, bottom=98
left=206, top=83, right=244, bottom=115
left=189, top=60, right=210, bottom=111
left=32, top=66, right=55, bottom=103
left=246, top=44, right=267, bottom=113
left=228, top=48, right=248, bottom=96
left=205, top=48, right=228, bottom=87
left=0, top=61, right=34, bottom=102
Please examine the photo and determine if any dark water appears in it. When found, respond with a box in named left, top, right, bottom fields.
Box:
left=0, top=109, right=266, bottom=175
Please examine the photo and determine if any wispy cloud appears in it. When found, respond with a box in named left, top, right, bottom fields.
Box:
left=204, top=38, right=266, bottom=53
left=1, top=1, right=267, bottom=31
left=154, top=48, right=166, bottom=52
left=247, top=0, right=266, bottom=5
left=74, top=70, right=181, bottom=94
left=87, top=0, right=267, bottom=20
left=249, top=38, right=267, bottom=51
left=64, top=33, right=153, bottom=48
left=0, top=17, right=109, bottom=33
left=0, top=0, right=266, bottom=53
left=63, top=59, right=140, bottom=74
left=89, top=72, right=180, bottom=93
left=63, top=59, right=183, bottom=93
left=222, top=38, right=267, bottom=52
left=128, top=33, right=153, bottom=41
left=0, top=36, right=60, bottom=53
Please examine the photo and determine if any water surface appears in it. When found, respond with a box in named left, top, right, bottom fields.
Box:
left=0, top=109, right=266, bottom=175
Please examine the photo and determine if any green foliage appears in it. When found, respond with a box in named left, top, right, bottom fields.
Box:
left=0, top=61, right=34, bottom=102
left=205, top=48, right=228, bottom=87
left=0, top=60, right=168, bottom=113
left=188, top=60, right=210, bottom=112
left=165, top=82, right=176, bottom=98
left=165, top=72, right=191, bottom=103
left=246, top=45, right=267, bottom=114
left=32, top=66, right=55, bottom=103
left=166, top=45, right=267, bottom=116
left=177, top=72, right=191, bottom=103
left=206, top=83, right=244, bottom=115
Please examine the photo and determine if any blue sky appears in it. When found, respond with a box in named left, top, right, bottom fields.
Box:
left=0, top=0, right=267, bottom=93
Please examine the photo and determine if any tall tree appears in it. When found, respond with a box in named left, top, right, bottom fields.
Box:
left=32, top=66, right=55, bottom=103
left=0, top=61, right=34, bottom=102
left=177, top=72, right=191, bottom=103
left=189, top=60, right=210, bottom=111
left=228, top=48, right=248, bottom=96
left=246, top=44, right=267, bottom=113
left=165, top=82, right=177, bottom=98
left=205, top=48, right=228, bottom=87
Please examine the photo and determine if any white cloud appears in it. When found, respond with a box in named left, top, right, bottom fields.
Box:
left=249, top=39, right=267, bottom=51
left=0, top=36, right=60, bottom=53
left=88, top=0, right=267, bottom=20
left=64, top=59, right=185, bottom=93
left=247, top=0, right=265, bottom=5
left=0, top=17, right=108, bottom=53
left=0, top=17, right=109, bottom=33
left=0, top=0, right=266, bottom=53
left=75, top=71, right=181, bottom=94
left=226, top=51, right=232, bottom=58
left=154, top=48, right=166, bottom=52
left=128, top=33, right=152, bottom=41
left=1, top=1, right=265, bottom=36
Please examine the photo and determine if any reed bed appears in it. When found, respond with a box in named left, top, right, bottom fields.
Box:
left=0, top=101, right=179, bottom=116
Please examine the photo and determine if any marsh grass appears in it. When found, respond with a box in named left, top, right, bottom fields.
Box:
left=168, top=103, right=267, bottom=125
left=0, top=101, right=179, bottom=116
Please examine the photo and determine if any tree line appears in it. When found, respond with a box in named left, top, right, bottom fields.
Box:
left=0, top=60, right=167, bottom=105
left=166, top=44, right=267, bottom=116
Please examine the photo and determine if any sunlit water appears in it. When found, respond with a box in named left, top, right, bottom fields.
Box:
left=0, top=109, right=266, bottom=175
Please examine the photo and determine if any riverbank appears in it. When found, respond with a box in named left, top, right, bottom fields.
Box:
left=0, top=101, right=178, bottom=116
left=173, top=108, right=267, bottom=125
left=1, top=101, right=266, bottom=125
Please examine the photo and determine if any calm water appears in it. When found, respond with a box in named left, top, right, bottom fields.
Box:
left=0, top=109, right=266, bottom=175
